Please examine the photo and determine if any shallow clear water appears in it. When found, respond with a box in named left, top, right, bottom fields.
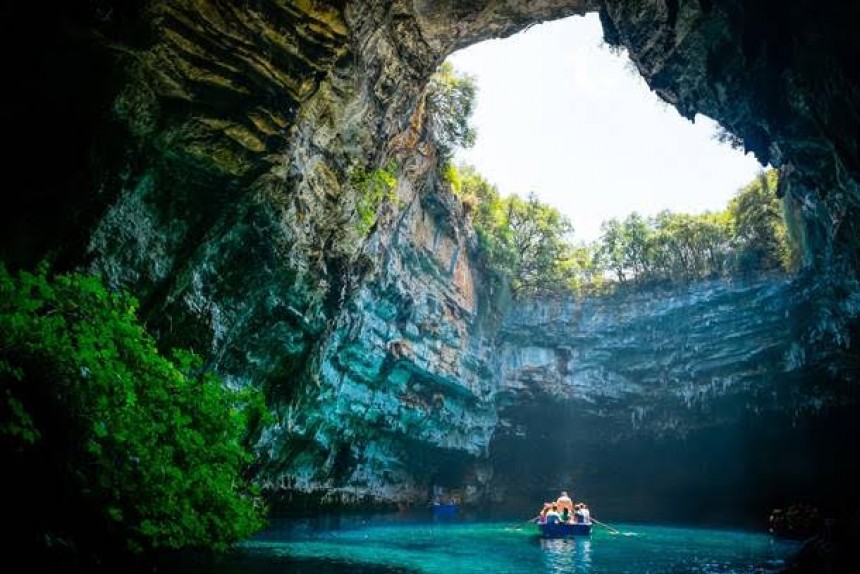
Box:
left=162, top=514, right=802, bottom=574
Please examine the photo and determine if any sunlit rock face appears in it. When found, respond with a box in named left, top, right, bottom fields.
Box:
left=491, top=278, right=860, bottom=522
left=2, top=0, right=860, bottom=517
left=254, top=143, right=502, bottom=505
left=498, top=277, right=845, bottom=431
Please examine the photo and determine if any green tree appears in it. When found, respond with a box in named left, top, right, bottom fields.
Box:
left=697, top=211, right=734, bottom=276
left=506, top=192, right=575, bottom=295
left=596, top=209, right=733, bottom=286
left=0, top=263, right=267, bottom=566
left=425, top=62, right=477, bottom=160
left=456, top=163, right=500, bottom=214
left=559, top=241, right=605, bottom=293
left=449, top=165, right=578, bottom=297
left=597, top=218, right=628, bottom=284
left=458, top=164, right=518, bottom=279
left=729, top=169, right=793, bottom=272
left=452, top=165, right=795, bottom=296
left=621, top=212, right=653, bottom=279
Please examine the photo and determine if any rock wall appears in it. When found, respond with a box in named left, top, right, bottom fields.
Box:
left=491, top=277, right=860, bottom=521
left=1, top=0, right=859, bottom=516
left=254, top=133, right=502, bottom=506
left=499, top=277, right=840, bottom=435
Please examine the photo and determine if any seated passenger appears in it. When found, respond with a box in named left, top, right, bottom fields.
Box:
left=556, top=490, right=574, bottom=513
left=539, top=502, right=552, bottom=524
left=545, top=505, right=562, bottom=525
left=581, top=504, right=591, bottom=524
left=560, top=506, right=572, bottom=523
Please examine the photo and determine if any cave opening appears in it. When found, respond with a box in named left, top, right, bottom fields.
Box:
left=427, top=12, right=860, bottom=530
left=445, top=13, right=764, bottom=244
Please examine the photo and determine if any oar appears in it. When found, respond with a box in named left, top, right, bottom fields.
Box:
left=590, top=517, right=621, bottom=534
left=512, top=514, right=541, bottom=529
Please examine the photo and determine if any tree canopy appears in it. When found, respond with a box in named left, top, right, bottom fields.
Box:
left=425, top=61, right=477, bottom=160
left=450, top=165, right=576, bottom=296
left=729, top=169, right=795, bottom=272
left=447, top=164, right=799, bottom=298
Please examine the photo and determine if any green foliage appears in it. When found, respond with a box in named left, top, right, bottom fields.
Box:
left=642, top=209, right=733, bottom=282
left=0, top=263, right=266, bottom=561
left=454, top=164, right=798, bottom=298
left=349, top=160, right=398, bottom=236
left=729, top=169, right=797, bottom=272
left=592, top=169, right=797, bottom=286
left=505, top=192, right=575, bottom=295
left=465, top=165, right=517, bottom=277
left=442, top=162, right=463, bottom=195
left=561, top=242, right=608, bottom=294
left=425, top=62, right=477, bottom=160
left=449, top=164, right=575, bottom=296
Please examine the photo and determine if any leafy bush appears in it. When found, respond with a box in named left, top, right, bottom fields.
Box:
left=349, top=160, right=398, bottom=236
left=729, top=169, right=796, bottom=272
left=0, top=263, right=266, bottom=564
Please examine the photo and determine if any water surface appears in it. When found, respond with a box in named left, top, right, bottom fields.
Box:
left=161, top=514, right=801, bottom=574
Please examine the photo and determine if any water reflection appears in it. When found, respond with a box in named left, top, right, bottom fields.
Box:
left=539, top=536, right=592, bottom=573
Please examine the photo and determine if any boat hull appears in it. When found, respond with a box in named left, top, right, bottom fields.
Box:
left=539, top=522, right=593, bottom=538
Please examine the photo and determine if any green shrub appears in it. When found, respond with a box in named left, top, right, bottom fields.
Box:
left=0, top=263, right=267, bottom=563
left=349, top=160, right=398, bottom=236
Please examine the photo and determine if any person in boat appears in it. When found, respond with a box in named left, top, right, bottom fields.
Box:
left=545, top=504, right=562, bottom=524
left=560, top=505, right=572, bottom=524
left=556, top=490, right=574, bottom=513
left=580, top=503, right=591, bottom=524
left=538, top=502, right=553, bottom=524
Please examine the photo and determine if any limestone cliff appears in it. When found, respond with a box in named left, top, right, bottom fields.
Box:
left=253, top=125, right=502, bottom=505
left=492, top=276, right=860, bottom=521
left=1, top=0, right=859, bottom=519
left=499, top=277, right=851, bottom=433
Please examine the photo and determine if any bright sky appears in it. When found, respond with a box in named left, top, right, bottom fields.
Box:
left=446, top=13, right=765, bottom=242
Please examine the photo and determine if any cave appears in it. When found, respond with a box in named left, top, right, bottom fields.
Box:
left=2, top=0, right=860, bottom=571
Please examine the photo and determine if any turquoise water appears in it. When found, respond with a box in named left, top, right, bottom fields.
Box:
left=162, top=515, right=802, bottom=573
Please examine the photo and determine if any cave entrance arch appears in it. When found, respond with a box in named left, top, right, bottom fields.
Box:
left=411, top=3, right=860, bottom=525
left=444, top=13, right=764, bottom=245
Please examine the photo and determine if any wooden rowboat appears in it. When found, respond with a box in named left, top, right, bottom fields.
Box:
left=538, top=521, right=593, bottom=538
